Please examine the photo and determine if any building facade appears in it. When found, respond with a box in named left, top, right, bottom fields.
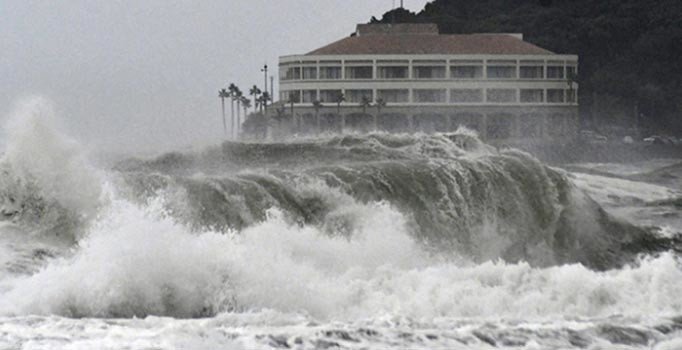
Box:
left=274, top=23, right=578, bottom=141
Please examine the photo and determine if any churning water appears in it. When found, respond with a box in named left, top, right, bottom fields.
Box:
left=1, top=98, right=681, bottom=349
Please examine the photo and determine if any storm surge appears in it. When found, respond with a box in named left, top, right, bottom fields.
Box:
left=116, top=132, right=659, bottom=270
left=0, top=98, right=680, bottom=339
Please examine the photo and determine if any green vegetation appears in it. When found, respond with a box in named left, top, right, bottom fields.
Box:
left=372, top=0, right=682, bottom=135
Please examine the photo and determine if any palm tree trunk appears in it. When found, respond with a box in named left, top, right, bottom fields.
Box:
left=230, top=99, right=235, bottom=140
left=221, top=97, right=227, bottom=137
left=316, top=111, right=320, bottom=134
left=374, top=107, right=380, bottom=131
left=236, top=100, right=241, bottom=139
left=243, top=106, right=248, bottom=134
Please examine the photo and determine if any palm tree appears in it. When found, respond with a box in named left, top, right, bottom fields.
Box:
left=287, top=92, right=297, bottom=131
left=313, top=100, right=323, bottom=133
left=334, top=92, right=345, bottom=115
left=240, top=96, right=251, bottom=136
left=273, top=106, right=287, bottom=138
left=262, top=91, right=271, bottom=108
left=249, top=85, right=261, bottom=113
left=218, top=88, right=229, bottom=137
left=234, top=87, right=243, bottom=139
left=334, top=92, right=346, bottom=132
left=359, top=95, right=372, bottom=114
left=375, top=97, right=386, bottom=114
left=228, top=83, right=237, bottom=139
left=374, top=97, right=386, bottom=131
left=241, top=96, right=251, bottom=114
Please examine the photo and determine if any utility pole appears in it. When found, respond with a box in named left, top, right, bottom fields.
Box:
left=261, top=64, right=268, bottom=112
left=270, top=76, right=274, bottom=104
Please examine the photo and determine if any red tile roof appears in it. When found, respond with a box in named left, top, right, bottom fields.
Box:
left=307, top=33, right=554, bottom=56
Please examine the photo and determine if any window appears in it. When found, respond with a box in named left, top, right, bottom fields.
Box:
left=520, top=66, right=543, bottom=79
left=487, top=89, right=516, bottom=103
left=302, top=90, right=317, bottom=103
left=451, top=65, right=483, bottom=79
left=566, top=89, right=577, bottom=103
left=284, top=67, right=301, bottom=80
left=378, top=66, right=409, bottom=79
left=279, top=66, right=286, bottom=80
left=547, top=89, right=565, bottom=103
left=346, top=90, right=373, bottom=103
left=319, top=89, right=342, bottom=103
left=413, top=66, right=446, bottom=79
left=302, top=67, right=317, bottom=80
left=450, top=89, right=483, bottom=103
left=377, top=89, right=409, bottom=103
left=414, top=89, right=446, bottom=103
left=345, top=66, right=373, bottom=79
left=547, top=66, right=564, bottom=79
left=520, top=89, right=544, bottom=103
left=566, top=65, right=577, bottom=79
left=319, top=66, right=342, bottom=79
left=487, top=66, right=516, bottom=79
left=286, top=90, right=301, bottom=103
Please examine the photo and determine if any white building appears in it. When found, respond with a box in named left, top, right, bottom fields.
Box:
left=274, top=23, right=578, bottom=141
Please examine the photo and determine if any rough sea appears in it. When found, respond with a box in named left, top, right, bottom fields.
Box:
left=1, top=98, right=681, bottom=349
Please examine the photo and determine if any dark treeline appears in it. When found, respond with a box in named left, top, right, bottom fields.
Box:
left=371, top=0, right=682, bottom=135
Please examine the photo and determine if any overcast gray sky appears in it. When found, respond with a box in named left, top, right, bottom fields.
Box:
left=0, top=0, right=430, bottom=153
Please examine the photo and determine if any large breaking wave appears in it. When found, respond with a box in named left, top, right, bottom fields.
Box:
left=115, top=131, right=660, bottom=270
left=0, top=97, right=679, bottom=324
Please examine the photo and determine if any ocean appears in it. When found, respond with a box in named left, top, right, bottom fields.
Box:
left=1, top=99, right=681, bottom=349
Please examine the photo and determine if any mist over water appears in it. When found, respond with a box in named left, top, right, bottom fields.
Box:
left=1, top=98, right=681, bottom=349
